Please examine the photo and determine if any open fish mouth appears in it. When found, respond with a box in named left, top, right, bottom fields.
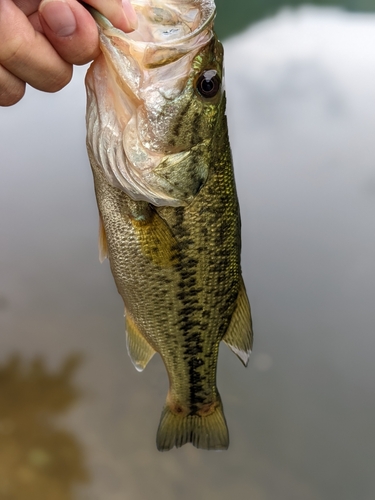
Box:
left=86, top=1, right=217, bottom=207
left=90, top=0, right=216, bottom=47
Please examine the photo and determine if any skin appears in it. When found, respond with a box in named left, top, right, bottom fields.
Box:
left=0, top=0, right=138, bottom=106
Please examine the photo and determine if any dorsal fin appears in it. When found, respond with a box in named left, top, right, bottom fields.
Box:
left=98, top=214, right=108, bottom=263
left=222, top=277, right=253, bottom=367
left=125, top=312, right=156, bottom=372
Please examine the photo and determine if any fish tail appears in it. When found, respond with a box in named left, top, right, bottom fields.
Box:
left=156, top=399, right=229, bottom=451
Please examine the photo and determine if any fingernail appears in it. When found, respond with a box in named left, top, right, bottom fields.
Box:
left=40, top=0, right=77, bottom=37
left=122, top=0, right=138, bottom=31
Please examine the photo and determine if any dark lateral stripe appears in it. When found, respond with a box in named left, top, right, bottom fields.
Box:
left=172, top=204, right=208, bottom=410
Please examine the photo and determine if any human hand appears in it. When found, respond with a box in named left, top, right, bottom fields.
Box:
left=0, top=0, right=138, bottom=106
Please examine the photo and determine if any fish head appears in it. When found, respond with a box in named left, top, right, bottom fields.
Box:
left=139, top=34, right=225, bottom=152
left=86, top=0, right=226, bottom=206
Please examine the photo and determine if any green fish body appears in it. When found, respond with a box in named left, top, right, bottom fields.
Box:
left=85, top=0, right=253, bottom=451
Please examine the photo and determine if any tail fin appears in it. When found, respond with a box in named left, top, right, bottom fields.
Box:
left=156, top=400, right=229, bottom=451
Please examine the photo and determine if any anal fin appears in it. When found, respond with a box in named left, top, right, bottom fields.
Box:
left=98, top=214, right=108, bottom=263
left=125, top=312, right=156, bottom=372
left=222, top=277, right=253, bottom=367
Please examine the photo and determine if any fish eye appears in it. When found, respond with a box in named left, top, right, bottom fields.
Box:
left=196, top=70, right=221, bottom=99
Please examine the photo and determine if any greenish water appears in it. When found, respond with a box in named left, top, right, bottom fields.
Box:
left=215, top=0, right=375, bottom=38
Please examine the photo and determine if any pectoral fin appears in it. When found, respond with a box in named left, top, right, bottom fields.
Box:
left=222, top=277, right=253, bottom=367
left=98, top=214, right=108, bottom=263
left=125, top=312, right=156, bottom=372
left=130, top=204, right=177, bottom=268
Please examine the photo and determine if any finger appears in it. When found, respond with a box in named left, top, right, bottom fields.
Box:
left=85, top=0, right=138, bottom=32
left=12, top=0, right=40, bottom=17
left=39, top=0, right=101, bottom=65
left=28, top=11, right=43, bottom=33
left=0, top=0, right=72, bottom=92
left=15, top=0, right=138, bottom=33
left=0, top=64, right=26, bottom=106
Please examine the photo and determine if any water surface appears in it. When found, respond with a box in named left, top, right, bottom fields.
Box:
left=215, top=0, right=375, bottom=37
left=0, top=7, right=374, bottom=500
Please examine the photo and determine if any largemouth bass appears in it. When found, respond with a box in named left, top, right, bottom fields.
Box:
left=85, top=0, right=253, bottom=451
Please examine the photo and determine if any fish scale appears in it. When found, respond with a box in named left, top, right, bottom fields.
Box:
left=86, top=0, right=253, bottom=451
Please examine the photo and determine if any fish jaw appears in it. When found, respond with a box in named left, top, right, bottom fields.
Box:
left=85, top=0, right=219, bottom=206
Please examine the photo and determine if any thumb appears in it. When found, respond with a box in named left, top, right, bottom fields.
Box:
left=39, top=0, right=101, bottom=65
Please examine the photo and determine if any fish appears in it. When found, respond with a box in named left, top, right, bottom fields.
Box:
left=85, top=0, right=253, bottom=451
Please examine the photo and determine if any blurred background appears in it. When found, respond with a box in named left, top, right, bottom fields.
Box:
left=215, top=0, right=375, bottom=37
left=1, top=1, right=375, bottom=499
